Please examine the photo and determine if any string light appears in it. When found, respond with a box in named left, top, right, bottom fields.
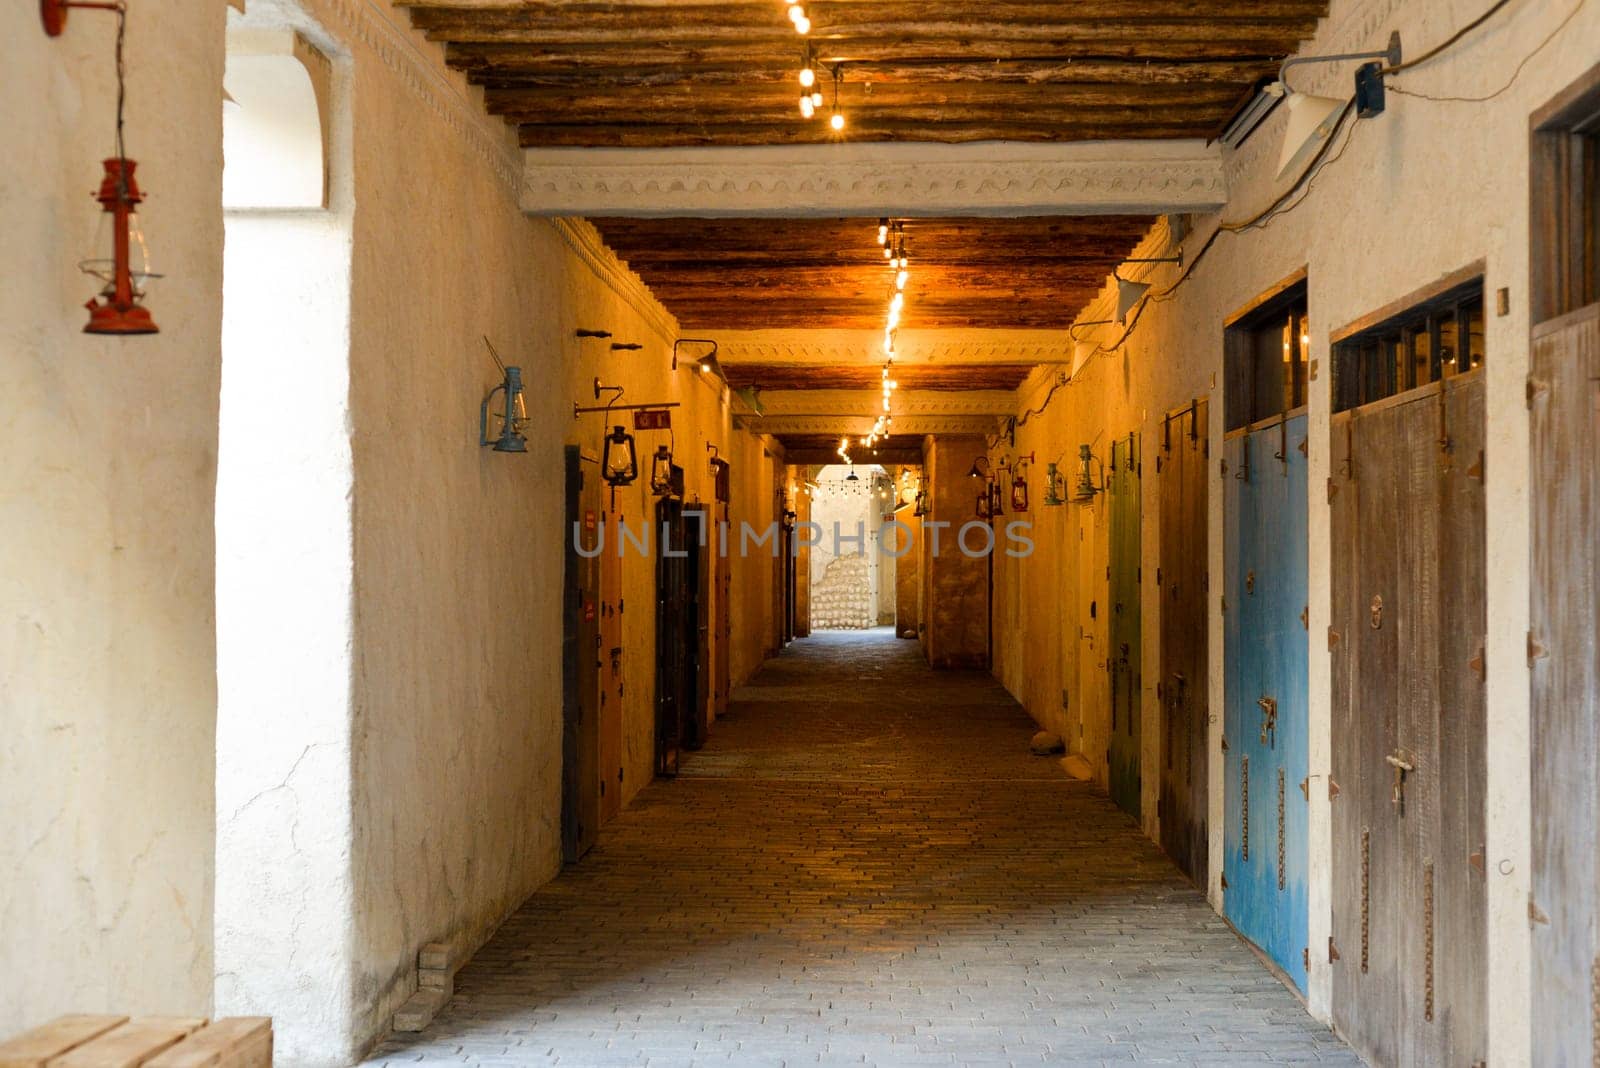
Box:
left=877, top=219, right=889, bottom=245
left=829, top=66, right=845, bottom=131
left=799, top=95, right=815, bottom=118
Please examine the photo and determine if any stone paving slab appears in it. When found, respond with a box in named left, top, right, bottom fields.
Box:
left=365, top=629, right=1361, bottom=1068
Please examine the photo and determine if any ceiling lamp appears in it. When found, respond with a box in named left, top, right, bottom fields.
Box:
left=697, top=351, right=725, bottom=379
left=1115, top=275, right=1151, bottom=325
left=1270, top=32, right=1401, bottom=179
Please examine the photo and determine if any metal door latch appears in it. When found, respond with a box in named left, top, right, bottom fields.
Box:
left=1257, top=695, right=1278, bottom=746
left=1386, top=751, right=1415, bottom=813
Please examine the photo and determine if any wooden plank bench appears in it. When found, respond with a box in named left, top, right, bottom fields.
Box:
left=0, top=1016, right=270, bottom=1068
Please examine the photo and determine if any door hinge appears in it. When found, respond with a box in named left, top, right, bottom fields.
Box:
left=1466, top=450, right=1484, bottom=483
left=1221, top=735, right=1229, bottom=752
left=1327, top=626, right=1341, bottom=650
left=1303, top=946, right=1311, bottom=972
left=1526, top=376, right=1549, bottom=408
left=1528, top=631, right=1549, bottom=667
left=1530, top=898, right=1551, bottom=926
left=1300, top=606, right=1309, bottom=630
left=1469, top=642, right=1486, bottom=681
left=1328, top=777, right=1342, bottom=800
left=1297, top=437, right=1309, bottom=456
left=1326, top=476, right=1338, bottom=502
left=1299, top=776, right=1310, bottom=801
left=1328, top=936, right=1341, bottom=962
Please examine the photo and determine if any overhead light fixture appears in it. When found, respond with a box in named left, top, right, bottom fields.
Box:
left=968, top=456, right=992, bottom=480
left=1115, top=275, right=1151, bottom=325
left=1269, top=31, right=1401, bottom=179
left=698, top=352, right=725, bottom=379
left=672, top=337, right=718, bottom=372
left=602, top=425, right=639, bottom=486
left=877, top=218, right=889, bottom=245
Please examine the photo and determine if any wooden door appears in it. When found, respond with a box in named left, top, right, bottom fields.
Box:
left=1223, top=413, right=1310, bottom=990
left=1108, top=433, right=1142, bottom=819
left=599, top=510, right=625, bottom=823
left=1329, top=374, right=1486, bottom=1067
left=655, top=499, right=687, bottom=777
left=1531, top=303, right=1600, bottom=1063
left=714, top=499, right=732, bottom=716
left=1158, top=397, right=1209, bottom=886
left=561, top=447, right=602, bottom=863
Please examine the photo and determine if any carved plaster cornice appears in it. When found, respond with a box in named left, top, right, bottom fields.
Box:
left=297, top=0, right=524, bottom=195
left=717, top=329, right=1074, bottom=366
left=742, top=414, right=1004, bottom=437
left=549, top=218, right=681, bottom=342
left=751, top=390, right=1018, bottom=418
left=522, top=142, right=1228, bottom=218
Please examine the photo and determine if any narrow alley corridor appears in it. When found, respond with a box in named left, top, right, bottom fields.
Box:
left=368, top=631, right=1357, bottom=1067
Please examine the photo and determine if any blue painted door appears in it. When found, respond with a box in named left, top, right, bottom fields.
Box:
left=1223, top=413, right=1309, bottom=989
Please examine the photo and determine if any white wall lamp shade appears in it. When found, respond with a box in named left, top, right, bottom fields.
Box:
left=1276, top=91, right=1345, bottom=179
left=1115, top=277, right=1151, bottom=325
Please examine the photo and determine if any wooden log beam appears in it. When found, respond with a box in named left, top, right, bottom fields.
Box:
left=518, top=119, right=1212, bottom=146
left=453, top=53, right=1280, bottom=90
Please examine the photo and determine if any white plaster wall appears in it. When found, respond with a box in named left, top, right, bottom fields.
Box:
left=0, top=0, right=224, bottom=1035
left=989, top=2, right=1600, bottom=1061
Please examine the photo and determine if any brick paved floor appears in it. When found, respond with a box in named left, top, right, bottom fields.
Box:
left=367, top=629, right=1361, bottom=1067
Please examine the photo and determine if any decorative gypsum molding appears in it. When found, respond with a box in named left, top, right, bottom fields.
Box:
left=521, top=145, right=1228, bottom=217
left=549, top=218, right=681, bottom=343
left=718, top=341, right=1074, bottom=364
left=312, top=0, right=523, bottom=195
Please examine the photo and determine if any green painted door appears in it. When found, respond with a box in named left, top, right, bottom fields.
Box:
left=1108, top=433, right=1142, bottom=818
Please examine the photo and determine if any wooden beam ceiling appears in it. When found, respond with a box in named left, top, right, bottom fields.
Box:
left=590, top=216, right=1152, bottom=331
left=400, top=1, right=1329, bottom=148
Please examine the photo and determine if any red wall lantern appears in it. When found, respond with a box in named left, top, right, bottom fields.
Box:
left=44, top=0, right=161, bottom=335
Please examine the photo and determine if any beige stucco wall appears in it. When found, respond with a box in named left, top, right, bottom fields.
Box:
left=990, top=1, right=1600, bottom=1060
left=0, top=0, right=225, bottom=1036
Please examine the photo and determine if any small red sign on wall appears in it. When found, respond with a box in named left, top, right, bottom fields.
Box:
left=634, top=409, right=672, bottom=431
left=584, top=598, right=596, bottom=622
left=584, top=509, right=598, bottom=533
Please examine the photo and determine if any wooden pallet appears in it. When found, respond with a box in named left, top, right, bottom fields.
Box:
left=0, top=1016, right=270, bottom=1068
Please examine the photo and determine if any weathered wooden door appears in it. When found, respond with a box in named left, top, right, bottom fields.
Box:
left=1107, top=432, right=1142, bottom=819
left=655, top=499, right=687, bottom=778
left=598, top=509, right=625, bottom=823
left=1223, top=412, right=1310, bottom=990
left=1531, top=303, right=1600, bottom=1063
left=1158, top=397, right=1209, bottom=886
left=561, top=446, right=602, bottom=863
left=1329, top=373, right=1486, bottom=1067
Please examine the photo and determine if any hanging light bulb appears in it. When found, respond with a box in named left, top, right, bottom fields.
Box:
left=812, top=90, right=824, bottom=107
left=830, top=110, right=844, bottom=131
left=890, top=292, right=905, bottom=313
left=896, top=268, right=909, bottom=291
left=799, top=66, right=816, bottom=89
left=799, top=94, right=816, bottom=119
left=788, top=4, right=805, bottom=24
left=795, top=14, right=811, bottom=33
left=877, top=219, right=889, bottom=245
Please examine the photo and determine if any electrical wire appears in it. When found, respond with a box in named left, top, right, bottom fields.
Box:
left=1388, top=0, right=1586, bottom=103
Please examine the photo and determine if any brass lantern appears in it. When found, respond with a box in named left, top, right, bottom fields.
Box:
left=976, top=487, right=992, bottom=520
left=1043, top=463, right=1066, bottom=507
left=602, top=425, right=638, bottom=486
left=989, top=479, right=1005, bottom=517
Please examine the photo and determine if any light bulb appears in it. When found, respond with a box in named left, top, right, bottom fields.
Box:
left=830, top=110, right=844, bottom=131
left=897, top=269, right=909, bottom=290
left=887, top=308, right=900, bottom=329
left=788, top=4, right=804, bottom=23
left=812, top=90, right=824, bottom=107
left=890, top=292, right=904, bottom=312
left=799, top=67, right=816, bottom=88
left=799, top=95, right=815, bottom=118
left=888, top=380, right=898, bottom=390
left=883, top=398, right=891, bottom=411
left=883, top=245, right=893, bottom=259
left=877, top=219, right=889, bottom=245
left=796, top=15, right=810, bottom=33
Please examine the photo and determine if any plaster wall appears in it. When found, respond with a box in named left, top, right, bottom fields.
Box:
left=989, top=1, right=1600, bottom=1059
left=0, top=0, right=224, bottom=1037
left=806, top=466, right=881, bottom=630
left=204, top=4, right=781, bottom=1062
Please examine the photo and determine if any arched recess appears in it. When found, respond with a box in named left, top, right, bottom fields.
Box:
left=214, top=5, right=359, bottom=1065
